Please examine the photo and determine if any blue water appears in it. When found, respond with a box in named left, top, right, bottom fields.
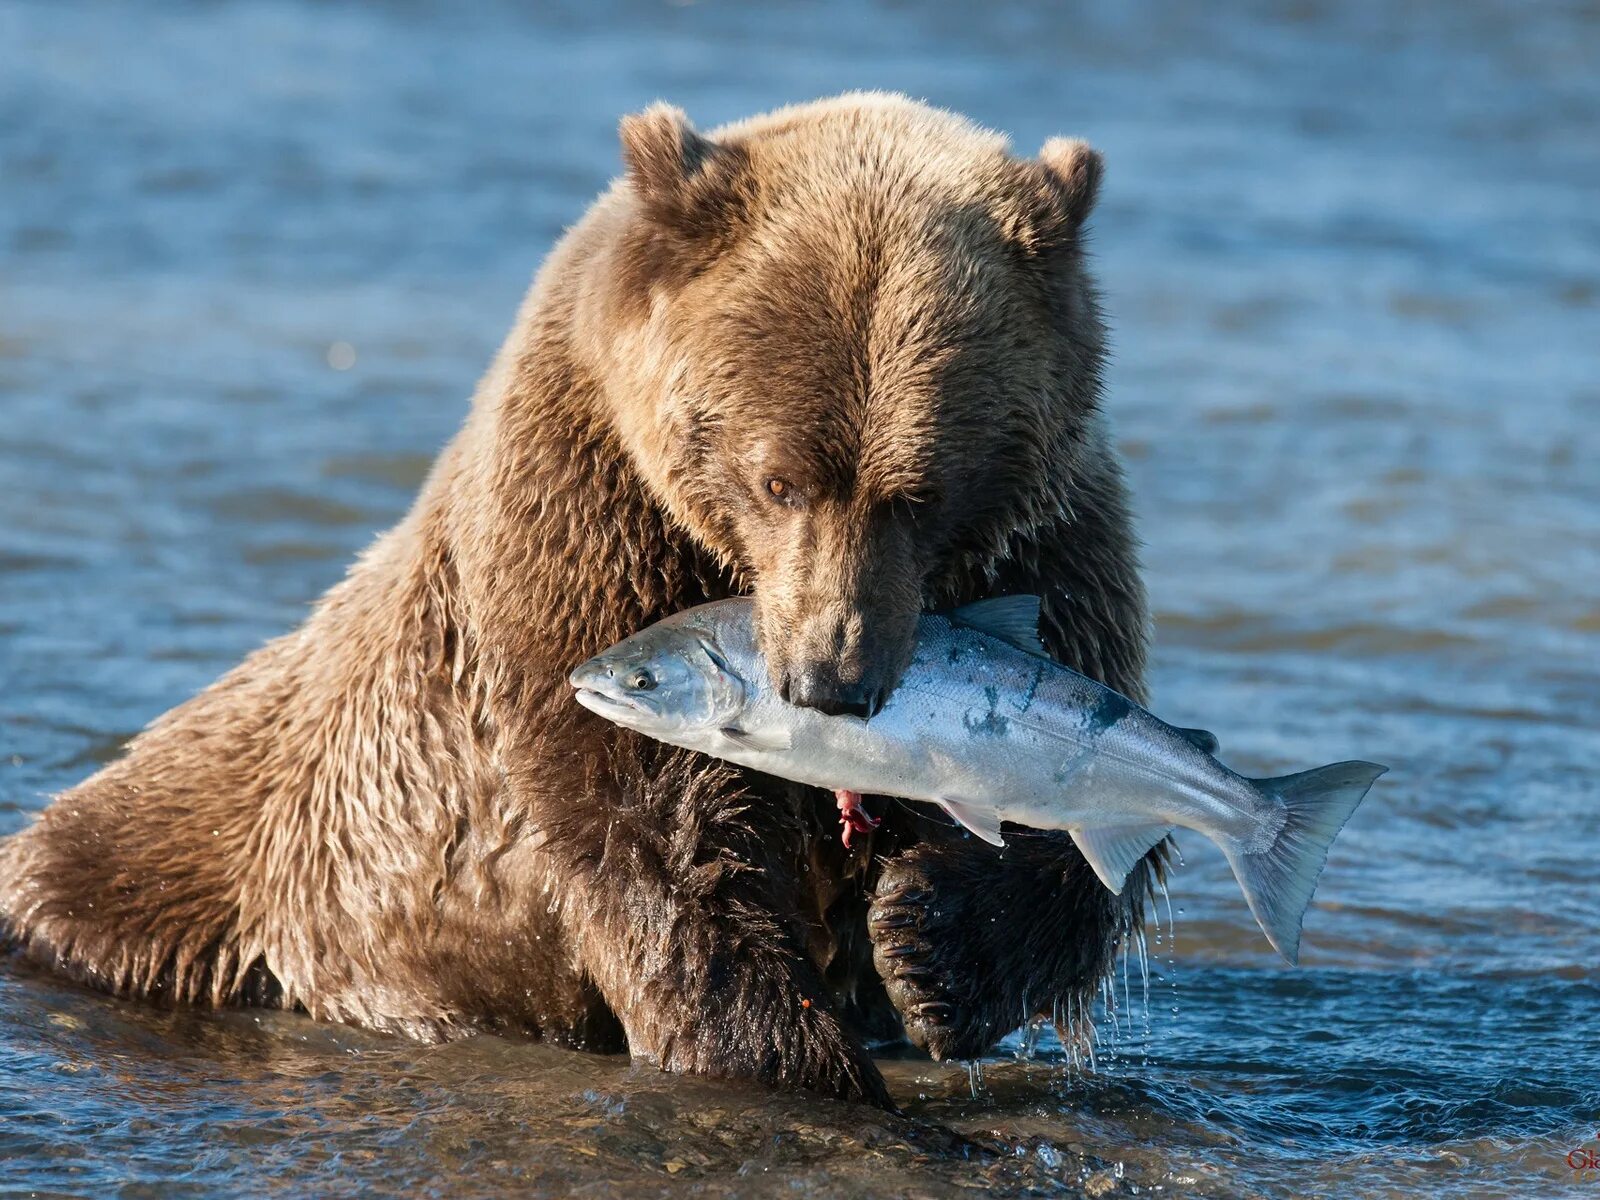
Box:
left=2, top=1, right=1598, bottom=1196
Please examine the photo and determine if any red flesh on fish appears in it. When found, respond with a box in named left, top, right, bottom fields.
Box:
left=834, top=789, right=880, bottom=848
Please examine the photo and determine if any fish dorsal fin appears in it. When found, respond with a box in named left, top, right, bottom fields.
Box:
left=937, top=799, right=1006, bottom=847
left=947, top=596, right=1047, bottom=657
left=1070, top=823, right=1173, bottom=894
left=720, top=726, right=792, bottom=752
left=1177, top=726, right=1220, bottom=755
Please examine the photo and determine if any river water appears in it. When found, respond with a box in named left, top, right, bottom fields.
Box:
left=2, top=1, right=1597, bottom=1196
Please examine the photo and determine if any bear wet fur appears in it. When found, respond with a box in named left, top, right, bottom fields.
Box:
left=0, top=94, right=1153, bottom=1106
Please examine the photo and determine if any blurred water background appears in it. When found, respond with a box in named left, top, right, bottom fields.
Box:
left=1, top=1, right=1597, bottom=1196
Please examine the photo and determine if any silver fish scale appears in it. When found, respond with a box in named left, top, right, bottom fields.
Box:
left=858, top=617, right=1262, bottom=841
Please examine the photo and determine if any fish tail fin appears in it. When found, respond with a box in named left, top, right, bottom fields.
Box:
left=1224, top=760, right=1387, bottom=965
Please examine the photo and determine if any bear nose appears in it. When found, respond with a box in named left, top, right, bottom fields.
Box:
left=785, top=670, right=882, bottom=719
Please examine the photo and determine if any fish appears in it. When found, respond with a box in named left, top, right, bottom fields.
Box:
left=569, top=596, right=1386, bottom=964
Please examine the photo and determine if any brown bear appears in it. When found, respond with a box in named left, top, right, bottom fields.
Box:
left=0, top=93, right=1152, bottom=1108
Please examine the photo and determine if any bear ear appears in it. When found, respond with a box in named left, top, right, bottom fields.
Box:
left=619, top=103, right=749, bottom=239
left=1037, top=137, right=1104, bottom=231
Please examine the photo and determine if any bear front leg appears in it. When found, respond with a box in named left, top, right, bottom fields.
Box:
left=868, top=831, right=1151, bottom=1061
left=535, top=740, right=893, bottom=1108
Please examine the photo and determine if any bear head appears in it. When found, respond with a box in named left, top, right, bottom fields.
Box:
left=585, top=93, right=1107, bottom=717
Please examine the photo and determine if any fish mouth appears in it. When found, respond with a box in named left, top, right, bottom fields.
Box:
left=572, top=686, right=650, bottom=721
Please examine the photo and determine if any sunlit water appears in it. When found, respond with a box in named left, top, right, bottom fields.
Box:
left=2, top=1, right=1597, bottom=1196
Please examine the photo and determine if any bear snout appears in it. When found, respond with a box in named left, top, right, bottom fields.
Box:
left=783, top=665, right=884, bottom=720
left=766, top=601, right=917, bottom=720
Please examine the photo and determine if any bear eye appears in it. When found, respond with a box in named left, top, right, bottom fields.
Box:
left=765, top=478, right=801, bottom=506
left=627, top=668, right=656, bottom=691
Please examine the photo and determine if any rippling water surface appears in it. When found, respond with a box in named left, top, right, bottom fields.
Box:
left=2, top=2, right=1597, bottom=1196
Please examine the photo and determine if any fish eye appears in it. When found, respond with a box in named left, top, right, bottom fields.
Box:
left=627, top=668, right=656, bottom=691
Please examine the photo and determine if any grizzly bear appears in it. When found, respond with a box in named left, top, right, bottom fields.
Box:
left=0, top=93, right=1151, bottom=1108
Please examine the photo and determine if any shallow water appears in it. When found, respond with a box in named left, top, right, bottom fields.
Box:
left=2, top=1, right=1597, bottom=1196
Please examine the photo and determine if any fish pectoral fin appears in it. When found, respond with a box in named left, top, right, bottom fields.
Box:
left=1177, top=726, right=1221, bottom=755
left=946, top=596, right=1048, bottom=657
left=1070, top=823, right=1173, bottom=894
left=719, top=726, right=793, bottom=752
left=937, top=799, right=1006, bottom=847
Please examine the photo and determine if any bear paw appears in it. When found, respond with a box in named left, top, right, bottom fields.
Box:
left=867, top=844, right=1016, bottom=1062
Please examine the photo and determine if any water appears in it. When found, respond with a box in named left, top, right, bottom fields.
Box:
left=2, top=1, right=1597, bottom=1195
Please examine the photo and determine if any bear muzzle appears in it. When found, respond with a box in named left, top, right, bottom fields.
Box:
left=782, top=666, right=885, bottom=720
left=766, top=601, right=918, bottom=720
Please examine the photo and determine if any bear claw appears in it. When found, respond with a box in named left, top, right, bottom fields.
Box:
left=871, top=912, right=920, bottom=933
left=874, top=885, right=931, bottom=907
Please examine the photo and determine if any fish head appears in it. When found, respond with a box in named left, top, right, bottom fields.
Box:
left=569, top=615, right=748, bottom=740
